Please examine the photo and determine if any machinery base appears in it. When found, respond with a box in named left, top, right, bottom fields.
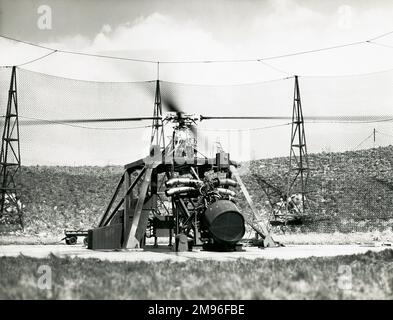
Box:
left=202, top=242, right=243, bottom=252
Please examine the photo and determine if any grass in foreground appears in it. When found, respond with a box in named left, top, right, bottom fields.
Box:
left=1, top=250, right=393, bottom=299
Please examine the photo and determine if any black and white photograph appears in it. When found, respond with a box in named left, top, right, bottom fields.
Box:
left=0, top=0, right=393, bottom=308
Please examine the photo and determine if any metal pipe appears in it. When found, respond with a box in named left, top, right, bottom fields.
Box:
left=165, top=178, right=202, bottom=187
left=216, top=188, right=236, bottom=197
left=213, top=178, right=238, bottom=188
left=165, top=186, right=196, bottom=197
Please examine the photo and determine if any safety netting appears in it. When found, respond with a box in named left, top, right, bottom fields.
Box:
left=1, top=65, right=393, bottom=234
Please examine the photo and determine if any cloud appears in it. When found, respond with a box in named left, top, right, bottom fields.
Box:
left=3, top=4, right=393, bottom=81
left=336, top=5, right=353, bottom=30
left=3, top=12, right=282, bottom=83
left=101, top=24, right=112, bottom=34
left=42, top=34, right=91, bottom=50
left=91, top=13, right=223, bottom=57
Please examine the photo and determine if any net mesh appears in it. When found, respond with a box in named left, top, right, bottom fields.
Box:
left=1, top=66, right=393, bottom=234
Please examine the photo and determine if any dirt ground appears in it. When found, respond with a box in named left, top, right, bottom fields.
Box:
left=0, top=243, right=390, bottom=262
left=1, top=230, right=393, bottom=246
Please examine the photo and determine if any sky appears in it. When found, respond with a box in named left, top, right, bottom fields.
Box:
left=0, top=0, right=393, bottom=165
left=1, top=0, right=393, bottom=80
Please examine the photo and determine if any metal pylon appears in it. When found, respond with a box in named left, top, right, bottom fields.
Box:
left=287, top=75, right=310, bottom=212
left=0, top=66, right=22, bottom=228
left=150, top=80, right=165, bottom=151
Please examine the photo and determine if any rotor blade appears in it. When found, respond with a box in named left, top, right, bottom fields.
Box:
left=305, top=115, right=393, bottom=122
left=200, top=115, right=393, bottom=123
left=160, top=89, right=198, bottom=133
left=201, top=116, right=291, bottom=120
left=161, top=90, right=183, bottom=114
left=18, top=116, right=160, bottom=125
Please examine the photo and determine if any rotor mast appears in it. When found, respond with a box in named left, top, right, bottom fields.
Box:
left=150, top=80, right=165, bottom=151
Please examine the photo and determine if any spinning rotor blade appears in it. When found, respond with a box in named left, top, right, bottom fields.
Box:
left=161, top=91, right=183, bottom=114
left=200, top=116, right=291, bottom=120
left=160, top=91, right=200, bottom=135
left=200, top=115, right=393, bottom=123
left=20, top=116, right=160, bottom=125
left=162, top=97, right=181, bottom=113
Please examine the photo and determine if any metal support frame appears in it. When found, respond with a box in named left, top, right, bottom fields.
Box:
left=89, top=166, right=149, bottom=249
left=230, top=165, right=278, bottom=247
left=90, top=153, right=275, bottom=250
left=0, top=66, right=22, bottom=228
left=287, top=75, right=310, bottom=212
left=98, top=173, right=125, bottom=227
left=255, top=176, right=286, bottom=208
left=126, top=165, right=154, bottom=248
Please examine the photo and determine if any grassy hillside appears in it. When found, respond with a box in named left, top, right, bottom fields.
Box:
left=2, top=146, right=393, bottom=235
left=13, top=166, right=124, bottom=235
left=243, top=146, right=393, bottom=232
left=1, top=249, right=392, bottom=299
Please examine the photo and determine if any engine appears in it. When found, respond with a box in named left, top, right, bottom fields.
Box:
left=164, top=176, right=245, bottom=251
left=202, top=200, right=245, bottom=245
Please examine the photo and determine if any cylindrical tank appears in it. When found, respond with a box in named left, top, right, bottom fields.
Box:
left=203, top=200, right=245, bottom=244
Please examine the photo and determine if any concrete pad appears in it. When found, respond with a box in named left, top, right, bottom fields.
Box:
left=0, top=244, right=389, bottom=262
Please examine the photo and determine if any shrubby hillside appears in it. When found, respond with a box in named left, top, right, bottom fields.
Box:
left=2, top=146, right=393, bottom=235
left=14, top=166, right=124, bottom=235
left=242, top=146, right=393, bottom=232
